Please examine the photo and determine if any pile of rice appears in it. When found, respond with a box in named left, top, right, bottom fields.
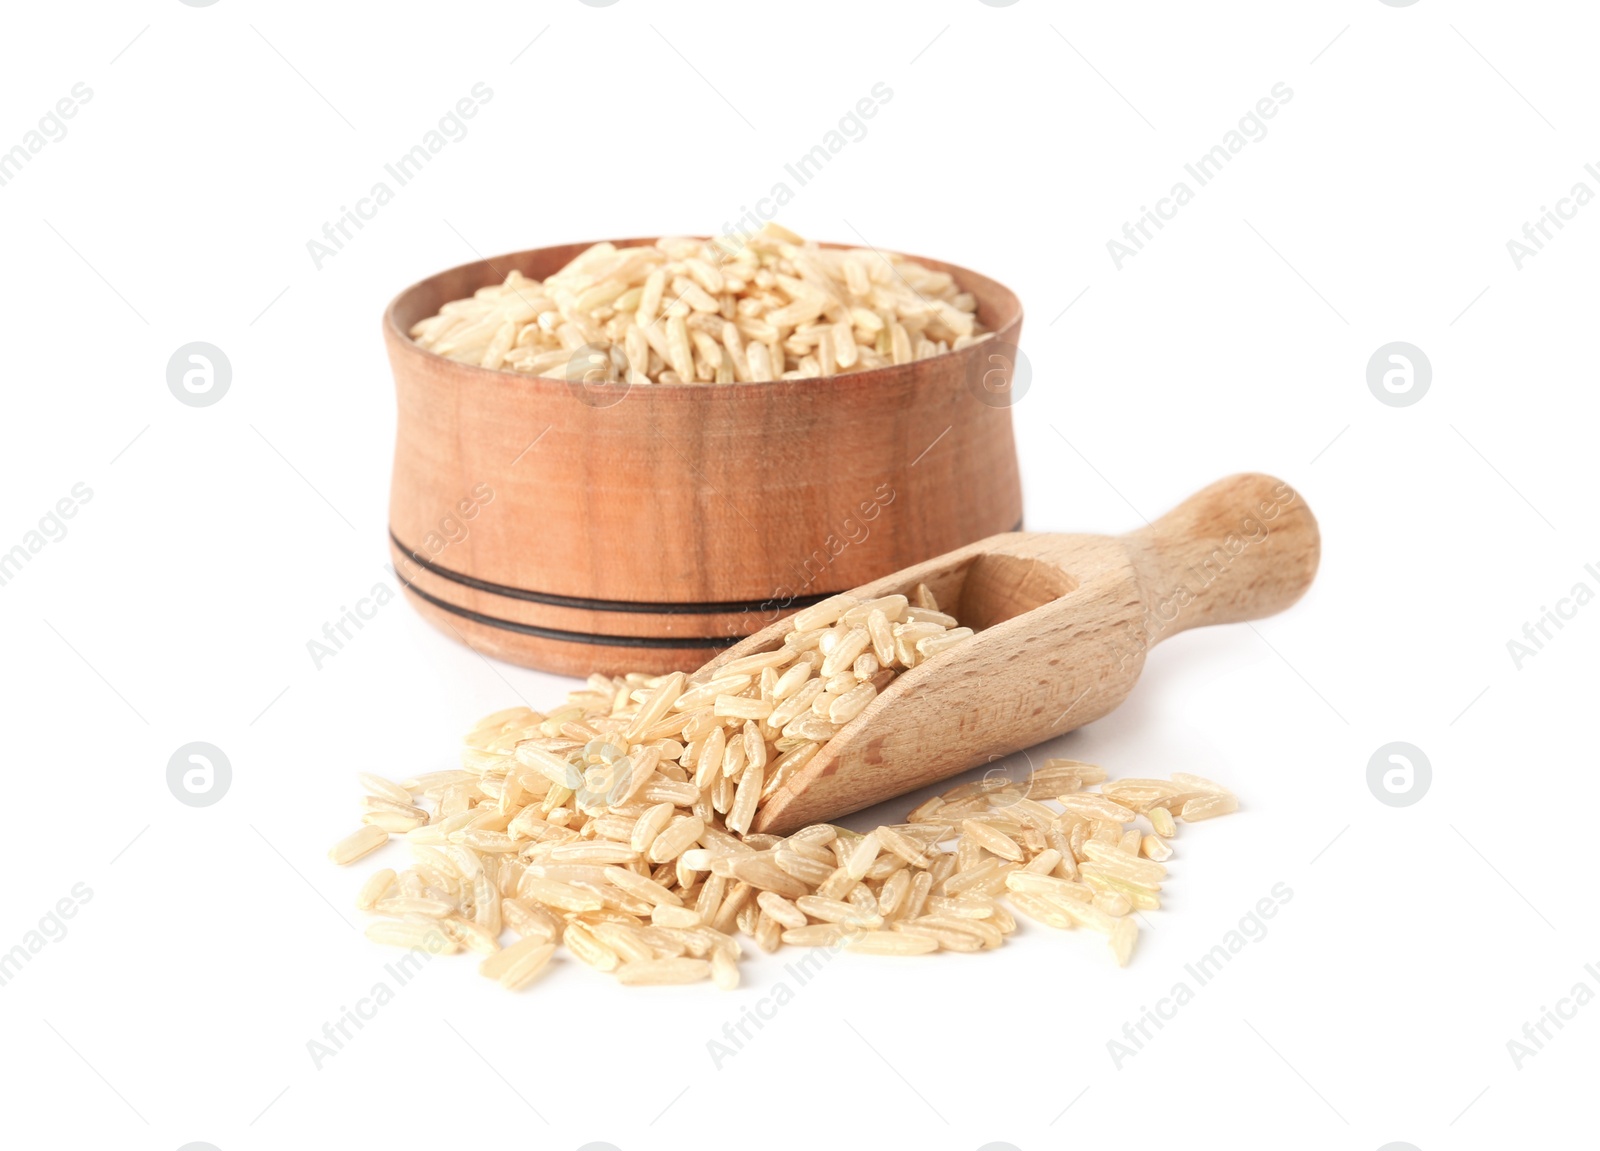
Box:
left=408, top=223, right=990, bottom=383
left=330, top=586, right=1238, bottom=989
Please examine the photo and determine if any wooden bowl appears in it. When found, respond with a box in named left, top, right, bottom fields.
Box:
left=383, top=238, right=1025, bottom=676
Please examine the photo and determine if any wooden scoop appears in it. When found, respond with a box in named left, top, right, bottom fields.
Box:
left=703, top=473, right=1320, bottom=835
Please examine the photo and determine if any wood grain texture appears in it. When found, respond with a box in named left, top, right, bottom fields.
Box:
left=383, top=239, right=1025, bottom=676
left=704, top=473, right=1321, bottom=834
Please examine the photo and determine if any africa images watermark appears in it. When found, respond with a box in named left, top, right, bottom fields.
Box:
left=306, top=82, right=494, bottom=270
left=1107, top=82, right=1293, bottom=269
left=307, top=482, right=494, bottom=669
left=1106, top=882, right=1293, bottom=1069
left=0, top=882, right=93, bottom=989
left=706, top=932, right=853, bottom=1069
left=306, top=924, right=452, bottom=1069
left=1101, top=480, right=1304, bottom=674
left=1505, top=560, right=1598, bottom=669
left=711, top=81, right=893, bottom=259
left=1505, top=160, right=1600, bottom=270
left=0, top=82, right=92, bottom=190
left=1505, top=960, right=1600, bottom=1070
left=0, top=482, right=94, bottom=590
left=755, top=481, right=895, bottom=626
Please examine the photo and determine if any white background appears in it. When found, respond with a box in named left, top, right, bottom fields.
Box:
left=1, top=1, right=1594, bottom=1148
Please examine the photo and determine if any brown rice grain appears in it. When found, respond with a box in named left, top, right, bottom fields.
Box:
left=358, top=773, right=417, bottom=805
left=446, top=917, right=501, bottom=955
left=648, top=815, right=705, bottom=864
left=960, top=818, right=1026, bottom=862
left=847, top=930, right=938, bottom=956
left=375, top=895, right=455, bottom=918
left=355, top=869, right=397, bottom=910
left=755, top=891, right=809, bottom=930
left=795, top=895, right=881, bottom=928
left=917, top=913, right=1002, bottom=949
left=1180, top=793, right=1240, bottom=821
left=1009, top=892, right=1078, bottom=930
left=781, top=923, right=850, bottom=947
left=875, top=825, right=932, bottom=869
left=892, top=920, right=980, bottom=953
left=365, top=919, right=457, bottom=953
left=650, top=904, right=703, bottom=929
left=1171, top=772, right=1233, bottom=796
left=615, top=957, right=712, bottom=986
left=725, top=854, right=811, bottom=899
left=1056, top=795, right=1139, bottom=823
left=1109, top=917, right=1138, bottom=967
left=710, top=946, right=740, bottom=989
left=521, top=876, right=604, bottom=913
left=1141, top=835, right=1174, bottom=862
left=727, top=763, right=763, bottom=836
left=330, top=825, right=388, bottom=865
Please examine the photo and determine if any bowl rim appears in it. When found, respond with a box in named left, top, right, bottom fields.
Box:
left=382, top=236, right=1025, bottom=396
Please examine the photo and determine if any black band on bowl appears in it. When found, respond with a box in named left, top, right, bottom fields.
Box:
left=395, top=572, right=746, bottom=649
left=390, top=529, right=831, bottom=617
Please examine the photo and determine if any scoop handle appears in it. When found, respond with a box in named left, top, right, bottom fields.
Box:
left=1119, top=473, right=1320, bottom=642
